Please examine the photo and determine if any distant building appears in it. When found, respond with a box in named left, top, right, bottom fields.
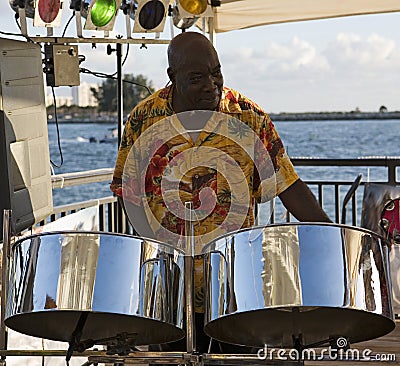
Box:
left=71, top=82, right=99, bottom=107
left=46, top=94, right=73, bottom=107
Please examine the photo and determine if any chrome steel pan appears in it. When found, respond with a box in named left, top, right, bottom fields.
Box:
left=203, top=223, right=394, bottom=347
left=5, top=231, right=184, bottom=345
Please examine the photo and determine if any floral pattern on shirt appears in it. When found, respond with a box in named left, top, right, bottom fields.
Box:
left=111, top=85, right=299, bottom=312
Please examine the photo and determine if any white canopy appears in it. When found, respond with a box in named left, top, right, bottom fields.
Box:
left=211, top=0, right=400, bottom=33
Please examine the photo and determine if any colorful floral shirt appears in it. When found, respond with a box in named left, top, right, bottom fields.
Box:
left=110, top=85, right=299, bottom=312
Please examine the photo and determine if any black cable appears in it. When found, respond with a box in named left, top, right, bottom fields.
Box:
left=0, top=29, right=25, bottom=37
left=122, top=43, right=130, bottom=67
left=62, top=13, right=75, bottom=37
left=78, top=54, right=86, bottom=64
left=80, top=66, right=153, bottom=95
left=50, top=86, right=64, bottom=168
left=14, top=13, right=36, bottom=44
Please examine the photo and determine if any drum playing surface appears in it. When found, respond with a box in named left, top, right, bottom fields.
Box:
left=5, top=231, right=185, bottom=345
left=203, top=223, right=395, bottom=347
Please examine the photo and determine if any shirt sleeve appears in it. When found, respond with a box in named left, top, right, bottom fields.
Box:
left=253, top=114, right=299, bottom=203
left=110, top=116, right=142, bottom=205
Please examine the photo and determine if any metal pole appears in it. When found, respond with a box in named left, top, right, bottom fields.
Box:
left=116, top=43, right=124, bottom=233
left=1, top=210, right=12, bottom=361
left=18, top=8, right=28, bottom=36
left=184, top=202, right=195, bottom=353
left=117, top=42, right=123, bottom=146
left=74, top=10, right=83, bottom=38
left=208, top=14, right=215, bottom=45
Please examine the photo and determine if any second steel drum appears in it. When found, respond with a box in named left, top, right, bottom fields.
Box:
left=203, top=223, right=395, bottom=347
left=5, top=231, right=184, bottom=346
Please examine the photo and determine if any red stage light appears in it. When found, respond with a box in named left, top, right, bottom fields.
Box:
left=34, top=0, right=64, bottom=27
left=38, top=0, right=61, bottom=23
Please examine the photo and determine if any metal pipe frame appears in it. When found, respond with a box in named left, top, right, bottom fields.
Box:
left=1, top=349, right=399, bottom=364
left=0, top=210, right=11, bottom=362
left=29, top=37, right=171, bottom=45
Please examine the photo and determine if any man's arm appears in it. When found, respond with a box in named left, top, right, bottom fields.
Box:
left=278, top=179, right=332, bottom=222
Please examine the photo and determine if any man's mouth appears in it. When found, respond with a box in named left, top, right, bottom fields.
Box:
left=201, top=94, right=220, bottom=103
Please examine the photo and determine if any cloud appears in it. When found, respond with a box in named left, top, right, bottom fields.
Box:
left=324, top=32, right=400, bottom=74
left=219, top=32, right=400, bottom=112
left=221, top=36, right=331, bottom=83
left=269, top=37, right=330, bottom=75
left=222, top=31, right=400, bottom=83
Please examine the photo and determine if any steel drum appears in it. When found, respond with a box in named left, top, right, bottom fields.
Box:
left=202, top=223, right=395, bottom=347
left=5, top=231, right=184, bottom=345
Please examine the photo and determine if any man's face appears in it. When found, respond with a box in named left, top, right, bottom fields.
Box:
left=171, top=47, right=224, bottom=112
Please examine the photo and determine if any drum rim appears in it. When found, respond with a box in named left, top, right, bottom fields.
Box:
left=11, top=230, right=184, bottom=253
left=201, top=222, right=391, bottom=253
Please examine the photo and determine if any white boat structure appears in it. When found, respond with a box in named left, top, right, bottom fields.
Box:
left=1, top=1, right=400, bottom=365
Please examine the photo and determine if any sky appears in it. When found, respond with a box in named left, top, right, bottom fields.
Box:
left=0, top=2, right=399, bottom=113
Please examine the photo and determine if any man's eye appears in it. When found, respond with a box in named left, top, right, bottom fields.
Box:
left=190, top=76, right=202, bottom=82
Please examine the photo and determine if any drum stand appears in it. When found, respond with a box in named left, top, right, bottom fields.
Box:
left=0, top=208, right=302, bottom=366
left=184, top=201, right=196, bottom=355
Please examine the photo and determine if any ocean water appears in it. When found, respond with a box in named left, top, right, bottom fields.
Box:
left=48, top=119, right=400, bottom=207
left=48, top=123, right=119, bottom=206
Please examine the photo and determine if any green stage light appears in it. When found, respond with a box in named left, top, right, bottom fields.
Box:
left=83, top=0, right=122, bottom=31
left=90, top=0, right=117, bottom=27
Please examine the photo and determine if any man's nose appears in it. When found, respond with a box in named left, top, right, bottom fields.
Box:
left=202, top=74, right=218, bottom=91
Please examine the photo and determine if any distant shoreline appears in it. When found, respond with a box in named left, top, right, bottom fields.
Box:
left=48, top=111, right=400, bottom=123
left=269, top=111, right=400, bottom=121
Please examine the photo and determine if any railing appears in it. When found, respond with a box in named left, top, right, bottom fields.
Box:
left=288, top=157, right=400, bottom=225
left=44, top=157, right=400, bottom=234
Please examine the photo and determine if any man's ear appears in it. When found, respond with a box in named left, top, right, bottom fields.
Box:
left=167, top=67, right=175, bottom=84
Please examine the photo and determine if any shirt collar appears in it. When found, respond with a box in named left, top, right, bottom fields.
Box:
left=218, top=87, right=242, bottom=114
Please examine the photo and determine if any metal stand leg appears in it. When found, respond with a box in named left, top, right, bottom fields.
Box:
left=184, top=202, right=195, bottom=355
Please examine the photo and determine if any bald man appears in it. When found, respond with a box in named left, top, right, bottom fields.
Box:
left=111, top=31, right=330, bottom=353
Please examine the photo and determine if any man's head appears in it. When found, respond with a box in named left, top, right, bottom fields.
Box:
left=167, top=32, right=224, bottom=112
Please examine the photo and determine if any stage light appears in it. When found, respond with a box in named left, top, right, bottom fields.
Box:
left=179, top=0, right=207, bottom=15
left=34, top=0, right=64, bottom=27
left=172, top=0, right=213, bottom=30
left=121, top=0, right=136, bottom=19
left=132, top=0, right=169, bottom=33
left=83, top=0, right=122, bottom=31
left=9, top=0, right=35, bottom=18
left=172, top=6, right=196, bottom=30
